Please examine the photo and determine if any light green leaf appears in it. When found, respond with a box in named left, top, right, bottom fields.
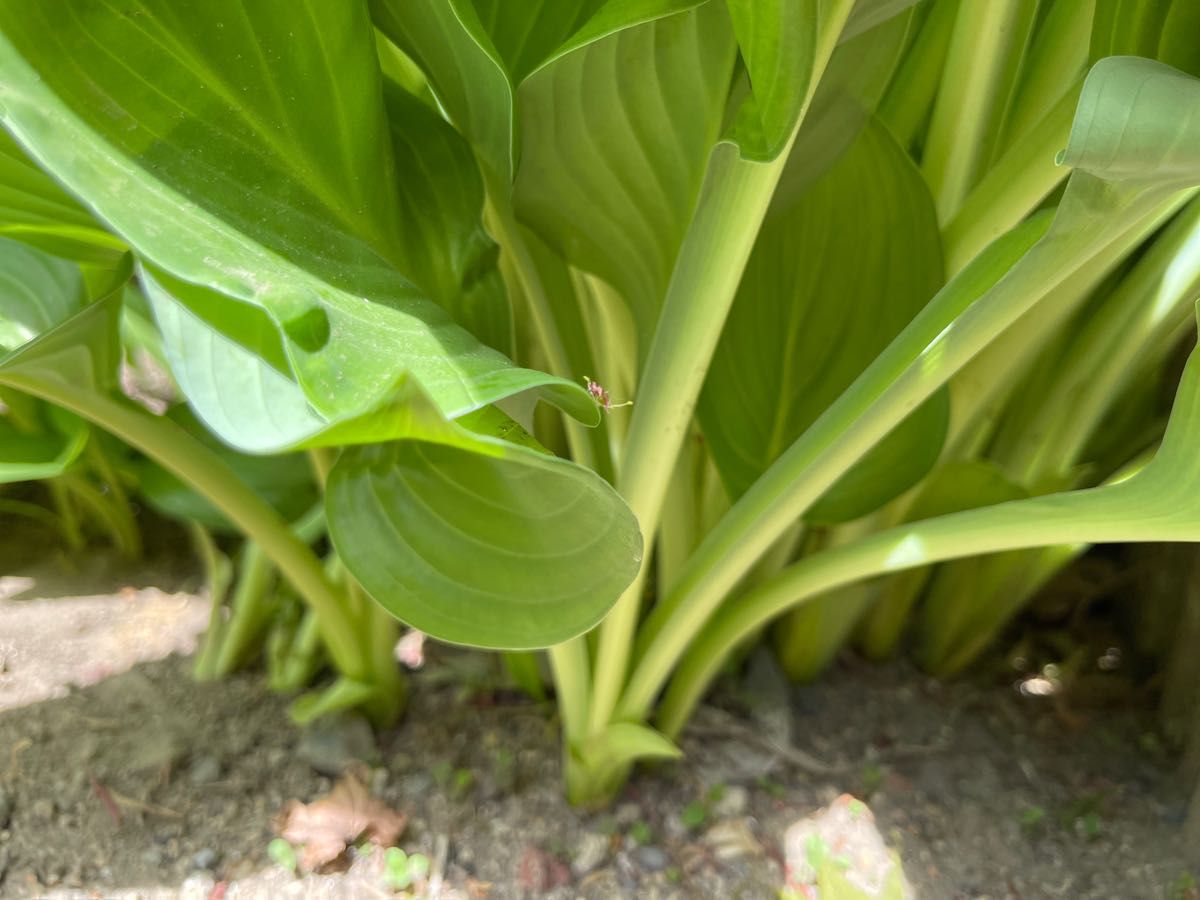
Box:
left=0, top=0, right=592, bottom=450
left=373, top=0, right=703, bottom=184
left=325, top=379, right=643, bottom=649
left=699, top=118, right=946, bottom=523
left=512, top=2, right=736, bottom=348
left=724, top=0, right=857, bottom=160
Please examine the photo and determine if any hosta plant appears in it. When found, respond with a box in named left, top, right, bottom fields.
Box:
left=2, top=0, right=1200, bottom=808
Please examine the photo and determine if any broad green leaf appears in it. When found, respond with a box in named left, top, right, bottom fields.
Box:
left=512, top=2, right=736, bottom=347
left=724, top=0, right=857, bottom=160
left=775, top=3, right=915, bottom=203
left=0, top=0, right=593, bottom=450
left=373, top=0, right=703, bottom=183
left=381, top=82, right=512, bottom=353
left=134, top=407, right=318, bottom=533
left=699, top=118, right=946, bottom=523
left=371, top=0, right=515, bottom=181
left=325, top=379, right=643, bottom=649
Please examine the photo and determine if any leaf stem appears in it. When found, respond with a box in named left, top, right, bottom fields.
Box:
left=656, top=448, right=1167, bottom=736
left=618, top=189, right=1187, bottom=724
left=0, top=377, right=370, bottom=686
left=583, top=142, right=800, bottom=734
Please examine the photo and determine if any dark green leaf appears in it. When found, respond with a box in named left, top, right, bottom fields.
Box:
left=699, top=117, right=946, bottom=523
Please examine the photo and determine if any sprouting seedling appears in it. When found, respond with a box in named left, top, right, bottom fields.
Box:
left=383, top=846, right=431, bottom=890
left=267, top=837, right=299, bottom=874
left=583, top=376, right=632, bottom=412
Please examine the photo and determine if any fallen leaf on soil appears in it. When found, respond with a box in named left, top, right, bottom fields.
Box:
left=275, top=772, right=406, bottom=871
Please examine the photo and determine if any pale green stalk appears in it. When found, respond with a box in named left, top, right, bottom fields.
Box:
left=585, top=140, right=806, bottom=734
left=0, top=377, right=369, bottom=684
left=657, top=448, right=1162, bottom=735
left=922, top=0, right=1030, bottom=222
left=878, top=0, right=960, bottom=150
left=946, top=197, right=1188, bottom=457
left=619, top=193, right=1190, bottom=724
left=942, top=81, right=1080, bottom=275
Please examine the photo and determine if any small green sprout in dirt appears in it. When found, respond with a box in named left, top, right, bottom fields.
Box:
left=680, top=783, right=728, bottom=830
left=680, top=799, right=708, bottom=830
left=430, top=760, right=474, bottom=800
left=860, top=763, right=884, bottom=799
left=629, top=821, right=653, bottom=846
left=1017, top=805, right=1047, bottom=835
left=756, top=775, right=787, bottom=800
left=267, top=837, right=298, bottom=874
left=383, top=847, right=431, bottom=891
left=451, top=768, right=474, bottom=800
left=1061, top=793, right=1105, bottom=841
left=1167, top=870, right=1200, bottom=900
left=666, top=866, right=682, bottom=885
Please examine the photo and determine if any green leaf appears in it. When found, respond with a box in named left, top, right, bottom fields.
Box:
left=380, top=81, right=512, bottom=353
left=724, top=0, right=857, bottom=160
left=699, top=117, right=946, bottom=523
left=372, top=0, right=515, bottom=181
left=373, top=0, right=703, bottom=184
left=0, top=0, right=592, bottom=449
left=775, top=2, right=915, bottom=203
left=325, top=379, right=642, bottom=649
left=511, top=2, right=736, bottom=347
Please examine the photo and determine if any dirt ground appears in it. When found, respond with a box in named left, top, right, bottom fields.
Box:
left=0, top=554, right=1196, bottom=899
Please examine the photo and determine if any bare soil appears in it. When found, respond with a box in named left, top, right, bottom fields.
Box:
left=0, top=561, right=1195, bottom=899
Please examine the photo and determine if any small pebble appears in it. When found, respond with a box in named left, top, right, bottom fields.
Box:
left=614, top=803, right=642, bottom=827
left=188, top=754, right=222, bottom=785
left=704, top=819, right=762, bottom=861
left=191, top=848, right=219, bottom=871
left=30, top=799, right=54, bottom=823
left=296, top=713, right=376, bottom=776
left=712, top=785, right=749, bottom=818
left=633, top=845, right=668, bottom=872
left=571, top=831, right=610, bottom=876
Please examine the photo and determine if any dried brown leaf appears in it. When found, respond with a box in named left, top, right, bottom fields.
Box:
left=275, top=773, right=405, bottom=871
